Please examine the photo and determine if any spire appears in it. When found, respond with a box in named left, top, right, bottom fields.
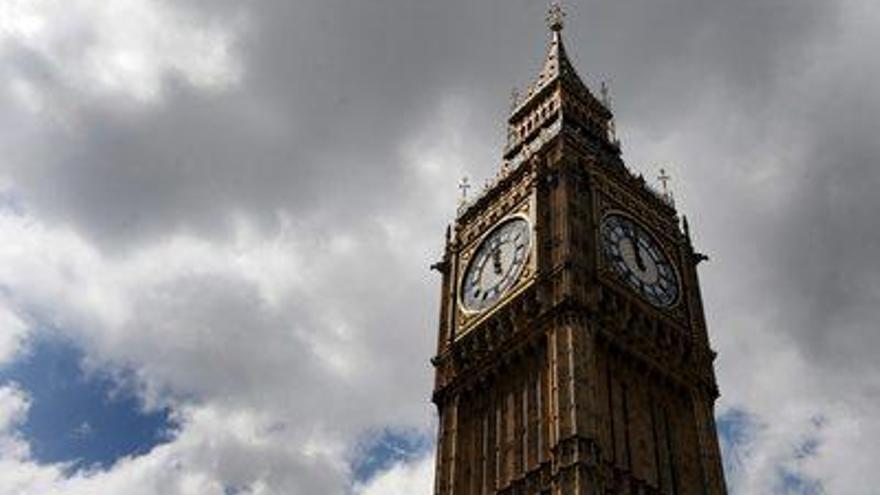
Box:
left=509, top=2, right=606, bottom=121
left=503, top=2, right=616, bottom=162
left=509, top=4, right=566, bottom=115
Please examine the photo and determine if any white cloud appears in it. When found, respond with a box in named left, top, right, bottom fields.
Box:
left=0, top=383, right=32, bottom=463
left=0, top=304, right=27, bottom=365
left=0, top=195, right=437, bottom=492
left=0, top=384, right=29, bottom=435
left=0, top=0, right=242, bottom=109
left=354, top=454, right=434, bottom=495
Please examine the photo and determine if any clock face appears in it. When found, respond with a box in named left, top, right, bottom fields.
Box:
left=601, top=214, right=679, bottom=307
left=461, top=217, right=531, bottom=313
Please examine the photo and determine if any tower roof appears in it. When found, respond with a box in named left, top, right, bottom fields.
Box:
left=509, top=4, right=609, bottom=123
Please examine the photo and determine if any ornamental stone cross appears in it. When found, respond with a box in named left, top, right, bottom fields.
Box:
left=458, top=176, right=471, bottom=202
left=547, top=2, right=565, bottom=32
left=658, top=168, right=671, bottom=195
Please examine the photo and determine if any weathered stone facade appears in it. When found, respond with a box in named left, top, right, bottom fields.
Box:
left=431, top=9, right=726, bottom=495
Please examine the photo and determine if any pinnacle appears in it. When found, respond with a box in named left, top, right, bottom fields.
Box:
left=510, top=21, right=578, bottom=118
left=546, top=2, right=565, bottom=32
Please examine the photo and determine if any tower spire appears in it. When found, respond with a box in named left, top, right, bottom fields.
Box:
left=508, top=2, right=577, bottom=119
left=504, top=3, right=616, bottom=162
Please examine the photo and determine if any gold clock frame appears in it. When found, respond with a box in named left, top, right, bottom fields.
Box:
left=455, top=199, right=537, bottom=339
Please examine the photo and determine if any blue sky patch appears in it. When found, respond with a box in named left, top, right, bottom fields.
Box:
left=717, top=407, right=762, bottom=449
left=0, top=335, right=174, bottom=471
left=778, top=468, right=824, bottom=495
left=718, top=407, right=763, bottom=493
left=0, top=187, right=26, bottom=216
left=351, top=427, right=433, bottom=483
left=717, top=407, right=826, bottom=494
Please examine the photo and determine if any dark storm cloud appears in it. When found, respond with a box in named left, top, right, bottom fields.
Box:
left=2, top=0, right=534, bottom=246
left=580, top=0, right=834, bottom=127
left=3, top=0, right=838, bottom=248
left=769, top=79, right=880, bottom=371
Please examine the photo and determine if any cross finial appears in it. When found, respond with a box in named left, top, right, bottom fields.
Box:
left=658, top=168, right=672, bottom=195
left=458, top=176, right=471, bottom=203
left=547, top=2, right=565, bottom=32
left=600, top=80, right=612, bottom=108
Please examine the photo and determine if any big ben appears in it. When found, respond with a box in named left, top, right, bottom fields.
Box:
left=431, top=4, right=727, bottom=495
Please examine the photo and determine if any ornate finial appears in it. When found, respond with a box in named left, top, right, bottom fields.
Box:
left=600, top=80, right=619, bottom=142
left=658, top=168, right=671, bottom=195
left=510, top=87, right=520, bottom=111
left=547, top=1, right=565, bottom=32
left=657, top=168, right=675, bottom=206
left=607, top=117, right=618, bottom=143
left=600, top=80, right=612, bottom=109
left=458, top=176, right=471, bottom=203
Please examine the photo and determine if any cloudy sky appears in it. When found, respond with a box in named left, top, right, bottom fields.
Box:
left=0, top=0, right=878, bottom=493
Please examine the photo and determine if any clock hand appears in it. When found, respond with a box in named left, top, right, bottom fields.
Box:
left=631, top=232, right=647, bottom=272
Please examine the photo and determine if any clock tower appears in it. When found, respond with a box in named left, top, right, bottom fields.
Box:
left=431, top=5, right=726, bottom=495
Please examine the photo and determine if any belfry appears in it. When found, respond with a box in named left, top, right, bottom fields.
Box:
left=430, top=5, right=727, bottom=494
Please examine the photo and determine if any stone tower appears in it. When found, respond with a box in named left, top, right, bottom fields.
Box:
left=431, top=6, right=726, bottom=494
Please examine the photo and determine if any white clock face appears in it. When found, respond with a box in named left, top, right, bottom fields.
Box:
left=601, top=214, right=679, bottom=307
left=461, top=217, right=531, bottom=313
